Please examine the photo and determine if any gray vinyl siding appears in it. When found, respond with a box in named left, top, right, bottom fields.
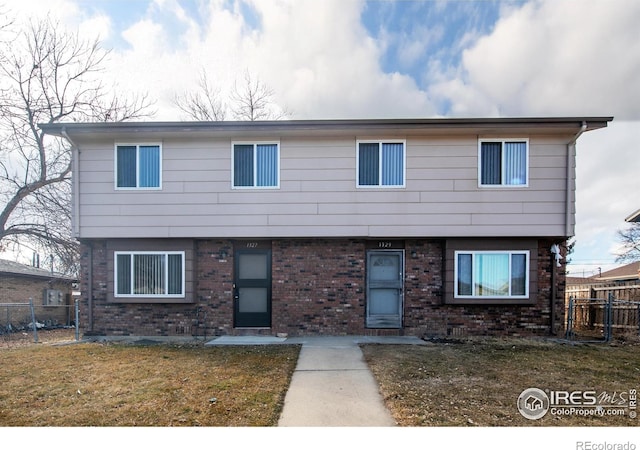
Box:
left=75, top=135, right=574, bottom=239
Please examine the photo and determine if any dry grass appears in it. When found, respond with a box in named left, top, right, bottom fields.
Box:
left=0, top=331, right=300, bottom=426
left=362, top=339, right=640, bottom=427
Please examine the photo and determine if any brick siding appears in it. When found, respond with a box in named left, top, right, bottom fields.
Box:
left=78, top=238, right=565, bottom=338
left=0, top=274, right=74, bottom=327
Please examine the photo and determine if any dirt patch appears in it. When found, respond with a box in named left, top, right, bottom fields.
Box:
left=361, top=339, right=640, bottom=427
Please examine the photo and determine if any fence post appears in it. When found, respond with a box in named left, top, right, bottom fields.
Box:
left=75, top=299, right=80, bottom=341
left=29, top=298, right=38, bottom=343
left=566, top=296, right=574, bottom=340
left=605, top=293, right=613, bottom=342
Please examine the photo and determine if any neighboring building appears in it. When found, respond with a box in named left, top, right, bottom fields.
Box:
left=625, top=209, right=640, bottom=223
left=40, top=117, right=612, bottom=338
left=0, top=259, right=76, bottom=327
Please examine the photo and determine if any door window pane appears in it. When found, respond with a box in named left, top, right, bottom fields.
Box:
left=369, top=289, right=400, bottom=315
left=238, top=288, right=268, bottom=313
left=238, top=253, right=268, bottom=279
left=370, top=255, right=400, bottom=281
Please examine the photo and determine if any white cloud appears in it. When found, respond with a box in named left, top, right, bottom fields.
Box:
left=96, top=0, right=437, bottom=120
left=431, top=0, right=640, bottom=119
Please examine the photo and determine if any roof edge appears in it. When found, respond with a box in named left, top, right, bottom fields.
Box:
left=39, top=116, right=614, bottom=136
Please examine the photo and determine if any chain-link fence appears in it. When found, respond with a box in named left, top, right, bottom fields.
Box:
left=566, top=294, right=640, bottom=342
left=0, top=298, right=79, bottom=343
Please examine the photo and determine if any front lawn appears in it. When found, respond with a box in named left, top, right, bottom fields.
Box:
left=0, top=339, right=300, bottom=426
left=361, top=339, right=640, bottom=426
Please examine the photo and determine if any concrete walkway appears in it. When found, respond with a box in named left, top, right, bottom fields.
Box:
left=207, top=335, right=425, bottom=426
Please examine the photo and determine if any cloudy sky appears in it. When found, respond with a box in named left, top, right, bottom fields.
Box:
left=4, top=0, right=639, bottom=276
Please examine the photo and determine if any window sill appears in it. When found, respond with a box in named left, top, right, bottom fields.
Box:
left=109, top=297, right=193, bottom=304
left=447, top=297, right=535, bottom=306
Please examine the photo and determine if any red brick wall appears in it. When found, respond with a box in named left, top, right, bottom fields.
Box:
left=0, top=274, right=74, bottom=327
left=78, top=238, right=565, bottom=338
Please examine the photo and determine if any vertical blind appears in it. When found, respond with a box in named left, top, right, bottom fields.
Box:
left=116, top=145, right=160, bottom=188
left=456, top=252, right=528, bottom=297
left=358, top=142, right=404, bottom=186
left=475, top=253, right=510, bottom=296
left=116, top=253, right=183, bottom=296
left=234, top=144, right=278, bottom=187
left=504, top=142, right=527, bottom=185
left=116, top=146, right=137, bottom=187
left=233, top=145, right=254, bottom=187
left=480, top=141, right=526, bottom=185
left=256, top=144, right=278, bottom=187
left=139, top=146, right=160, bottom=188
left=358, top=143, right=379, bottom=185
left=382, top=143, right=404, bottom=186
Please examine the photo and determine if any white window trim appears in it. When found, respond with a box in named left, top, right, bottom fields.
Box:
left=454, top=250, right=530, bottom=299
left=114, top=251, right=185, bottom=298
left=477, top=138, right=529, bottom=188
left=356, top=139, right=407, bottom=189
left=231, top=141, right=281, bottom=190
left=114, top=143, right=163, bottom=190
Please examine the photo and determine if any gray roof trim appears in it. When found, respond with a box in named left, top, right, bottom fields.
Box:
left=0, top=259, right=76, bottom=281
left=39, top=116, right=613, bottom=136
left=625, top=209, right=640, bottom=223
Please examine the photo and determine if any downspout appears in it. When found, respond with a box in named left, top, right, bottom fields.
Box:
left=566, top=121, right=587, bottom=237
left=62, top=127, right=92, bottom=332
left=61, top=127, right=80, bottom=238
left=554, top=121, right=587, bottom=335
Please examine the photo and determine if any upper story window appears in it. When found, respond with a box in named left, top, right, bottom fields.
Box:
left=115, top=144, right=161, bottom=189
left=357, top=140, right=405, bottom=188
left=455, top=250, right=529, bottom=299
left=232, top=142, right=280, bottom=189
left=479, top=139, right=528, bottom=187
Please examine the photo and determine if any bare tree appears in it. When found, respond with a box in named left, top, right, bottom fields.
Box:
left=615, top=223, right=640, bottom=263
left=175, top=68, right=289, bottom=122
left=174, top=69, right=226, bottom=121
left=0, top=17, right=152, bottom=275
left=230, top=70, right=288, bottom=121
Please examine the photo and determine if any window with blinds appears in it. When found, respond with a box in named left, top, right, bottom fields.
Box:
left=454, top=251, right=529, bottom=299
left=115, top=251, right=185, bottom=298
left=479, top=139, right=528, bottom=187
left=232, top=142, right=280, bottom=188
left=115, top=144, right=161, bottom=189
left=357, top=141, right=405, bottom=188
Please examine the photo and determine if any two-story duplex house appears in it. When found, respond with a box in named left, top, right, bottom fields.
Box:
left=40, top=117, right=612, bottom=339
